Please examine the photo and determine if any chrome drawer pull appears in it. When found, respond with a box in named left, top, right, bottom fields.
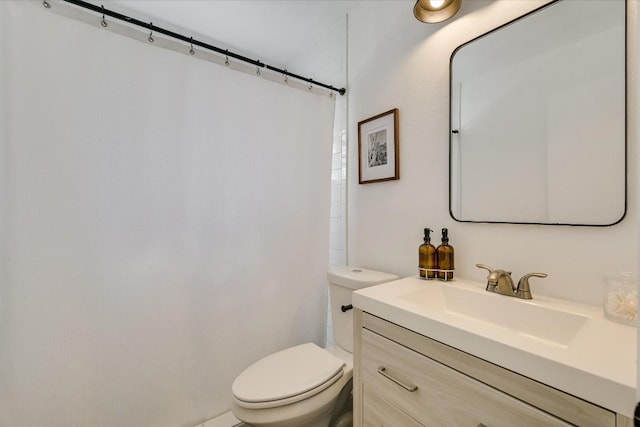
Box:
left=377, top=366, right=418, bottom=392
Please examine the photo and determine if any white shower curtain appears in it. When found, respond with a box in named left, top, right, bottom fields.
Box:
left=0, top=2, right=335, bottom=427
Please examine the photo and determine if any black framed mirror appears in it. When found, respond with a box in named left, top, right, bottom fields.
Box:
left=449, top=0, right=626, bottom=226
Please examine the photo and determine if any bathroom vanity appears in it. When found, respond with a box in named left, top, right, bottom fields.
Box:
left=351, top=277, right=635, bottom=427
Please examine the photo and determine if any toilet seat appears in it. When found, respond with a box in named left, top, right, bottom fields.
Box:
left=232, top=343, right=345, bottom=410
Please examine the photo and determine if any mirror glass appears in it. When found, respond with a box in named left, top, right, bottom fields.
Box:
left=450, top=0, right=626, bottom=226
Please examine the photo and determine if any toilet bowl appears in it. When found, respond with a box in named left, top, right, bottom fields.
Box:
left=230, top=266, right=398, bottom=427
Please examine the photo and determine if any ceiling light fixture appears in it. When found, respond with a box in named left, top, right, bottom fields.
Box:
left=413, top=0, right=461, bottom=23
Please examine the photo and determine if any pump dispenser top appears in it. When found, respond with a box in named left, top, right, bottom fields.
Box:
left=419, top=228, right=437, bottom=279
left=436, top=228, right=454, bottom=280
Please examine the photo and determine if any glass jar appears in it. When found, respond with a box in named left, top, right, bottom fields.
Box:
left=603, top=273, right=637, bottom=326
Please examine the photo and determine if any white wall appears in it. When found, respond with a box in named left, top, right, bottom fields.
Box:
left=347, top=0, right=638, bottom=307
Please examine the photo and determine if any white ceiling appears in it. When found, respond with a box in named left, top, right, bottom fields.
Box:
left=93, top=1, right=359, bottom=67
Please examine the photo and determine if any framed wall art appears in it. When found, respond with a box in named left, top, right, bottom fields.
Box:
left=358, top=108, right=399, bottom=184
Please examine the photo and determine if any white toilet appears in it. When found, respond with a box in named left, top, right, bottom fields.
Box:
left=231, top=266, right=398, bottom=427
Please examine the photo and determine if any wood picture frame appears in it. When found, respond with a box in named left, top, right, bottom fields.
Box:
left=358, top=108, right=399, bottom=184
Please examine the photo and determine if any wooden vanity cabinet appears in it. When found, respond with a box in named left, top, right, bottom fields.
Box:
left=353, top=310, right=632, bottom=427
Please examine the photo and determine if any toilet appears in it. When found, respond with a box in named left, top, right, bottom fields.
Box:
left=231, top=266, right=398, bottom=427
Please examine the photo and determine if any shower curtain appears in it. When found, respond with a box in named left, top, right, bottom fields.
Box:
left=0, top=2, right=335, bottom=427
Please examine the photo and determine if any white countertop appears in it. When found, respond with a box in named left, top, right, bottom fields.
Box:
left=353, top=276, right=637, bottom=418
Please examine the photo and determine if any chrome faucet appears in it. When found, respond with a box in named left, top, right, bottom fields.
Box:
left=476, top=264, right=547, bottom=300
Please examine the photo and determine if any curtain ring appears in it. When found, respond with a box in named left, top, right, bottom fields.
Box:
left=100, top=5, right=108, bottom=27
left=148, top=22, right=154, bottom=43
left=224, top=50, right=229, bottom=66
left=189, top=37, right=195, bottom=55
left=283, top=69, right=288, bottom=84
left=256, top=65, right=261, bottom=76
left=42, top=0, right=51, bottom=8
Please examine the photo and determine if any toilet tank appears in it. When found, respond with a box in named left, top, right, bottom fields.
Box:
left=327, top=266, right=398, bottom=353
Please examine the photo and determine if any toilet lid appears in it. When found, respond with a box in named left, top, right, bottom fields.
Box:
left=232, top=343, right=345, bottom=407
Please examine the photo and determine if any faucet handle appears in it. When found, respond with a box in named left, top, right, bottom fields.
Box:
left=476, top=264, right=499, bottom=292
left=516, top=273, right=548, bottom=299
left=475, top=263, right=494, bottom=274
left=476, top=264, right=512, bottom=274
left=476, top=264, right=512, bottom=277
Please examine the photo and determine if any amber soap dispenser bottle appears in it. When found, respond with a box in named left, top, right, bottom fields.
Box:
left=419, top=228, right=437, bottom=279
left=436, top=228, right=454, bottom=280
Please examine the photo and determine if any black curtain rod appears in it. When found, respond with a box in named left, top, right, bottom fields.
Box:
left=58, top=0, right=347, bottom=96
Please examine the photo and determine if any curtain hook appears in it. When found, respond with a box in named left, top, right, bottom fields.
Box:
left=189, top=37, right=195, bottom=55
left=256, top=64, right=261, bottom=76
left=148, top=22, right=154, bottom=43
left=329, top=91, right=334, bottom=98
left=283, top=69, right=288, bottom=84
left=308, top=80, right=313, bottom=91
left=100, top=5, right=108, bottom=27
left=224, top=50, right=229, bottom=66
left=42, top=0, right=51, bottom=8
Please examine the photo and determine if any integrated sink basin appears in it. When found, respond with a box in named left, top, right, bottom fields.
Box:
left=352, top=276, right=636, bottom=418
left=399, top=281, right=590, bottom=347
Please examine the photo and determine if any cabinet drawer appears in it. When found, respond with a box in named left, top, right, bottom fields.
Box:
left=363, top=385, right=424, bottom=427
left=361, top=329, right=572, bottom=427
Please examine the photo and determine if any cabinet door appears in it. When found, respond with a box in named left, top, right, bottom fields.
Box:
left=361, top=329, right=573, bottom=427
left=363, top=385, right=423, bottom=427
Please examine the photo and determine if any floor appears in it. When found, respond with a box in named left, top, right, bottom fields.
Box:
left=195, top=411, right=245, bottom=427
